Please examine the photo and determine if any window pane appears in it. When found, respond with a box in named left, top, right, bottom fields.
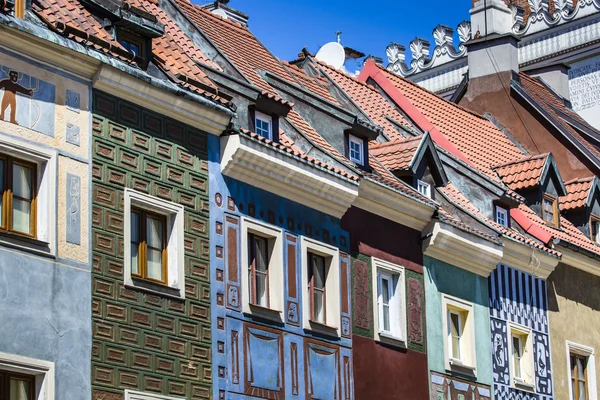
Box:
left=452, top=336, right=460, bottom=360
left=10, top=378, right=31, bottom=400
left=256, top=273, right=267, bottom=307
left=382, top=304, right=390, bottom=332
left=577, top=357, right=586, bottom=380
left=381, top=278, right=390, bottom=306
left=147, top=248, right=163, bottom=281
left=313, top=256, right=325, bottom=289
left=131, top=212, right=139, bottom=243
left=255, top=237, right=268, bottom=272
left=450, top=313, right=460, bottom=336
left=147, top=216, right=163, bottom=249
left=512, top=337, right=522, bottom=358
left=578, top=381, right=587, bottom=400
left=313, top=290, right=324, bottom=323
left=13, top=164, right=32, bottom=199
left=12, top=198, right=31, bottom=234
left=131, top=244, right=139, bottom=275
left=572, top=379, right=577, bottom=400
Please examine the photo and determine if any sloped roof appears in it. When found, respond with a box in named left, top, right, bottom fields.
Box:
left=369, top=136, right=422, bottom=171
left=370, top=63, right=526, bottom=175
left=561, top=176, right=596, bottom=211
left=494, top=153, right=549, bottom=191
left=314, top=59, right=411, bottom=140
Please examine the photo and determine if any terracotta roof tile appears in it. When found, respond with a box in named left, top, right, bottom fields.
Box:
left=316, top=60, right=410, bottom=140
left=280, top=61, right=340, bottom=106
left=561, top=176, right=595, bottom=211
left=377, top=64, right=526, bottom=175
left=369, top=136, right=422, bottom=171
left=494, top=153, right=548, bottom=191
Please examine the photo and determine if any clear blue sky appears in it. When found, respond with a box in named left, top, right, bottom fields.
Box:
left=216, top=0, right=473, bottom=64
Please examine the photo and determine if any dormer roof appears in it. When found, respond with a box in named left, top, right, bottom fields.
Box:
left=493, top=152, right=567, bottom=195
left=561, top=176, right=600, bottom=211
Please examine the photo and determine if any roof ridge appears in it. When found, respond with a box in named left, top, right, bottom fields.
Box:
left=376, top=63, right=501, bottom=124
left=190, top=1, right=251, bottom=33
left=564, top=176, right=595, bottom=185
left=314, top=57, right=389, bottom=96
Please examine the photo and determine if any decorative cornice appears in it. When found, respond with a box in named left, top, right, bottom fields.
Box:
left=92, top=65, right=232, bottom=135
left=501, top=237, right=559, bottom=279
left=220, top=134, right=359, bottom=218
left=512, top=0, right=600, bottom=36
left=352, top=178, right=436, bottom=231
left=422, top=222, right=503, bottom=277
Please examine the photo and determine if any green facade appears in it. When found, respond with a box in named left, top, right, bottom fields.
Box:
left=423, top=255, right=493, bottom=385
left=91, top=91, right=212, bottom=399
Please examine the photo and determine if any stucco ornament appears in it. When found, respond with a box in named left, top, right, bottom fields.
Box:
left=457, top=21, right=471, bottom=46
left=513, top=0, right=600, bottom=35
left=410, top=38, right=430, bottom=63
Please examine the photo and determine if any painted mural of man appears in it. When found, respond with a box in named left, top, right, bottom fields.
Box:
left=0, top=70, right=33, bottom=124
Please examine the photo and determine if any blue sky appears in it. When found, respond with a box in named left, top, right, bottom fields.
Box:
left=219, top=0, right=473, bottom=65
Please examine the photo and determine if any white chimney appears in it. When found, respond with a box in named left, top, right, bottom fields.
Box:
left=470, top=0, right=512, bottom=37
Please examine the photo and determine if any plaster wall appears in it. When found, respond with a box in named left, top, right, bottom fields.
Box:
left=547, top=262, right=600, bottom=400
left=424, top=256, right=493, bottom=385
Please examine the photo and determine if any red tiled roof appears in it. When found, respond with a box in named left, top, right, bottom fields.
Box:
left=280, top=61, right=340, bottom=106
left=314, top=59, right=411, bottom=140
left=494, top=153, right=548, bottom=191
left=561, top=176, right=595, bottom=211
left=369, top=136, right=422, bottom=171
left=372, top=63, right=526, bottom=175
left=518, top=73, right=600, bottom=161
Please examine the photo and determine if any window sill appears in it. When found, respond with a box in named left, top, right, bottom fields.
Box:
left=0, top=231, right=53, bottom=258
left=244, top=304, right=283, bottom=323
left=513, top=379, right=535, bottom=392
left=306, top=320, right=339, bottom=338
left=126, top=278, right=184, bottom=300
left=376, top=332, right=407, bottom=349
left=448, top=359, right=477, bottom=378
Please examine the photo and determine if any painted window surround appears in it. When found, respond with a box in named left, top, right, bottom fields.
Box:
left=240, top=217, right=284, bottom=321
left=123, top=189, right=185, bottom=299
left=417, top=179, right=431, bottom=198
left=301, top=236, right=341, bottom=337
left=125, top=390, right=184, bottom=400
left=370, top=257, right=407, bottom=347
left=254, top=110, right=273, bottom=140
left=441, top=293, right=477, bottom=377
left=508, top=321, right=536, bottom=392
left=0, top=134, right=56, bottom=256
left=495, top=205, right=509, bottom=228
left=566, top=341, right=598, bottom=400
left=0, top=351, right=55, bottom=400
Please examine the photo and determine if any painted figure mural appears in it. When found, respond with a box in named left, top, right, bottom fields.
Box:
left=0, top=70, right=33, bottom=123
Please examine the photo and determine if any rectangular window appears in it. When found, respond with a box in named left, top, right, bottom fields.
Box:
left=118, top=28, right=145, bottom=58
left=508, top=323, right=534, bottom=389
left=348, top=135, right=364, bottom=165
left=255, top=111, right=273, bottom=140
left=417, top=179, right=431, bottom=198
left=131, top=209, right=168, bottom=285
left=512, top=334, right=523, bottom=379
left=372, top=258, right=406, bottom=346
left=308, top=253, right=326, bottom=324
left=448, top=310, right=463, bottom=361
left=0, top=155, right=36, bottom=237
left=378, top=272, right=392, bottom=332
left=590, top=215, right=600, bottom=244
left=442, top=294, right=476, bottom=375
left=571, top=354, right=589, bottom=400
left=248, top=233, right=269, bottom=308
left=543, top=193, right=559, bottom=226
left=0, top=371, right=34, bottom=399
left=496, top=205, right=509, bottom=227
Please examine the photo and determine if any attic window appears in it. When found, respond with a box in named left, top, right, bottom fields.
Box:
left=417, top=180, right=431, bottom=198
left=254, top=111, right=273, bottom=140
left=118, top=28, right=146, bottom=59
left=348, top=135, right=364, bottom=165
left=591, top=215, right=600, bottom=244
left=495, top=206, right=509, bottom=228
left=542, top=193, right=559, bottom=227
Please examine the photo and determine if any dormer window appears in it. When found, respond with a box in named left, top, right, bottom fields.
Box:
left=348, top=135, right=364, bottom=165
left=591, top=215, right=600, bottom=244
left=254, top=111, right=273, bottom=140
left=118, top=28, right=146, bottom=59
left=542, top=193, right=559, bottom=227
left=495, top=205, right=509, bottom=228
left=417, top=180, right=431, bottom=198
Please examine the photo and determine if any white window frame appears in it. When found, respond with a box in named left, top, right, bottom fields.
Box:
left=348, top=134, right=364, bottom=165
left=566, top=341, right=598, bottom=400
left=371, top=257, right=406, bottom=347
left=0, top=352, right=55, bottom=400
left=495, top=205, right=509, bottom=227
left=508, top=322, right=535, bottom=391
left=0, top=135, right=57, bottom=256
left=441, top=294, right=477, bottom=376
left=301, top=236, right=340, bottom=336
left=124, top=189, right=185, bottom=298
left=255, top=111, right=273, bottom=140
left=417, top=179, right=431, bottom=198
left=125, top=390, right=184, bottom=400
left=241, top=218, right=284, bottom=321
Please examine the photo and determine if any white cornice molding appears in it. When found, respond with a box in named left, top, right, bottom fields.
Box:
left=559, top=247, right=600, bottom=277
left=423, top=222, right=503, bottom=277
left=501, top=237, right=559, bottom=279
left=93, top=65, right=231, bottom=135
left=352, top=178, right=435, bottom=231
left=220, top=134, right=359, bottom=218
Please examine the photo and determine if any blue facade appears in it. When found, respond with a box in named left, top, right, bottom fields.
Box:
left=489, top=264, right=553, bottom=400
left=209, top=135, right=354, bottom=399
